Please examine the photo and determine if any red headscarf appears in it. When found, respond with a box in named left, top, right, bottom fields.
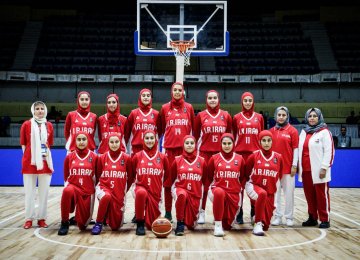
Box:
left=138, top=88, right=152, bottom=113
left=77, top=91, right=91, bottom=116
left=206, top=90, right=220, bottom=116
left=182, top=135, right=197, bottom=163
left=241, top=91, right=254, bottom=119
left=108, top=132, right=122, bottom=159
left=106, top=93, right=120, bottom=125
left=74, top=131, right=90, bottom=158
left=142, top=130, right=158, bottom=158
left=258, top=130, right=273, bottom=157
left=220, top=133, right=235, bottom=160
left=170, top=82, right=185, bottom=110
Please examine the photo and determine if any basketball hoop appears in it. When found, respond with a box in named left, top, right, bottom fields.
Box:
left=170, top=40, right=195, bottom=67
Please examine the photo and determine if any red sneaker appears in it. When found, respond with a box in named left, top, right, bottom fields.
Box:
left=37, top=219, right=48, bottom=228
left=23, top=220, right=32, bottom=229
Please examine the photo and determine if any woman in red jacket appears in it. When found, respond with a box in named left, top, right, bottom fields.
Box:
left=58, top=132, right=97, bottom=236
left=20, top=101, right=54, bottom=229
left=233, top=91, right=264, bottom=224
left=193, top=90, right=232, bottom=224
left=208, top=133, right=246, bottom=237
left=97, top=93, right=127, bottom=154
left=159, top=82, right=195, bottom=221
left=245, top=130, right=283, bottom=236
left=125, top=88, right=161, bottom=156
left=171, top=135, right=207, bottom=235
left=64, top=91, right=97, bottom=152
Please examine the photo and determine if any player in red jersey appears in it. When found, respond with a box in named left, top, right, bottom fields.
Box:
left=194, top=90, right=232, bottom=224
left=233, top=91, right=264, bottom=224
left=97, top=93, right=127, bottom=154
left=58, top=132, right=98, bottom=235
left=91, top=133, right=133, bottom=234
left=208, top=133, right=246, bottom=237
left=132, top=130, right=171, bottom=235
left=20, top=101, right=54, bottom=229
left=269, top=106, right=299, bottom=227
left=245, top=130, right=283, bottom=236
left=171, top=135, right=207, bottom=236
left=64, top=91, right=97, bottom=152
left=159, top=82, right=195, bottom=221
left=125, top=88, right=161, bottom=156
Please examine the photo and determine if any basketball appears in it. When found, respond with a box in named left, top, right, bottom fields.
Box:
left=151, top=217, right=172, bottom=238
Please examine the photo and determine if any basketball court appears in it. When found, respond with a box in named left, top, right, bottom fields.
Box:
left=0, top=187, right=359, bottom=259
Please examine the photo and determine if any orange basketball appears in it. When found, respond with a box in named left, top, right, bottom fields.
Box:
left=151, top=217, right=172, bottom=238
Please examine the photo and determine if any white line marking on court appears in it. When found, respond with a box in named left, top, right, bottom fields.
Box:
left=0, top=196, right=60, bottom=226
left=295, top=195, right=360, bottom=227
left=34, top=228, right=327, bottom=253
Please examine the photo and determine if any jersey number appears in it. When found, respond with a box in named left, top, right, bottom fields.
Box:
left=110, top=180, right=115, bottom=189
left=187, top=183, right=192, bottom=191
left=246, top=137, right=250, bottom=144
left=79, top=178, right=83, bottom=186
left=212, top=135, right=218, bottom=143
left=225, top=180, right=229, bottom=188
left=262, top=179, right=267, bottom=186
left=148, top=178, right=151, bottom=186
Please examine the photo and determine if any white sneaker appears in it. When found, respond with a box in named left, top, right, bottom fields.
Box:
left=253, top=222, right=264, bottom=236
left=198, top=209, right=205, bottom=224
left=214, top=221, right=225, bottom=237
left=271, top=217, right=282, bottom=226
left=286, top=219, right=294, bottom=227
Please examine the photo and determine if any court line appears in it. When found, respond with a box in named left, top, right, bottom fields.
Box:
left=0, top=195, right=60, bottom=226
left=34, top=228, right=327, bottom=253
left=295, top=196, right=360, bottom=227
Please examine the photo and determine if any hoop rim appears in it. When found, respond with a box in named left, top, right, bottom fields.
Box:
left=170, top=40, right=196, bottom=53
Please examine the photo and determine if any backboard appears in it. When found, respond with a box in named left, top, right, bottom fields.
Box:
left=135, top=0, right=229, bottom=56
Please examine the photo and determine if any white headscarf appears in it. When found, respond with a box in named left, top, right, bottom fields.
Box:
left=30, top=101, right=54, bottom=171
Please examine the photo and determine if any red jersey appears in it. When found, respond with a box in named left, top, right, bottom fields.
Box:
left=194, top=109, right=232, bottom=153
left=125, top=108, right=161, bottom=152
left=64, top=150, right=97, bottom=195
left=160, top=102, right=195, bottom=149
left=65, top=111, right=97, bottom=151
left=233, top=112, right=264, bottom=153
left=246, top=150, right=283, bottom=195
left=270, top=124, right=299, bottom=174
left=96, top=151, right=133, bottom=201
left=132, top=151, right=170, bottom=200
left=20, top=120, right=54, bottom=174
left=208, top=153, right=246, bottom=194
left=172, top=155, right=207, bottom=199
left=97, top=114, right=127, bottom=154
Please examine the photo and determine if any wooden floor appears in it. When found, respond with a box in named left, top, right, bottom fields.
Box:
left=0, top=187, right=359, bottom=259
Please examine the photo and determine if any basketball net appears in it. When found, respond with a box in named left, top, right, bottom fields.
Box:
left=170, top=40, right=195, bottom=67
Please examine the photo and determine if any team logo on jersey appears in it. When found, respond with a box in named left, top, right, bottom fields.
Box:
left=82, top=122, right=87, bottom=125
left=105, top=162, right=108, bottom=166
left=197, top=162, right=200, bottom=168
left=257, top=160, right=262, bottom=164
left=157, top=157, right=161, bottom=164
left=79, top=162, right=84, bottom=166
left=226, top=165, right=230, bottom=169
left=184, top=107, right=187, bottom=113
left=234, top=160, right=238, bottom=165
left=221, top=115, right=224, bottom=121
left=265, top=163, right=270, bottom=167
left=151, top=113, right=154, bottom=119
left=90, top=118, right=93, bottom=122
left=213, top=121, right=217, bottom=124
left=273, top=158, right=278, bottom=164
left=72, top=161, right=75, bottom=164
left=218, top=163, right=222, bottom=166
left=103, top=123, right=107, bottom=127
left=254, top=118, right=258, bottom=122
left=136, top=116, right=140, bottom=120
left=148, top=162, right=153, bottom=166
left=141, top=160, right=145, bottom=164
left=121, top=159, right=124, bottom=166
left=181, top=166, right=185, bottom=169
left=112, top=165, right=116, bottom=169
left=143, top=118, right=148, bottom=122
left=75, top=119, right=79, bottom=123
left=118, top=121, right=121, bottom=126
left=204, top=119, right=208, bottom=123
left=88, top=157, right=93, bottom=162
left=240, top=120, right=243, bottom=124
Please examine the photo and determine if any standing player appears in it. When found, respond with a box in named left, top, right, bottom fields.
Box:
left=270, top=106, right=299, bottom=226
left=58, top=132, right=97, bottom=235
left=208, top=133, right=246, bottom=237
left=245, top=130, right=283, bottom=236
left=97, top=93, right=127, bottom=154
left=233, top=91, right=264, bottom=224
left=194, top=90, right=232, bottom=224
left=171, top=135, right=207, bottom=236
left=20, top=101, right=54, bottom=229
left=64, top=91, right=97, bottom=152
left=159, top=82, right=195, bottom=221
left=132, top=130, right=171, bottom=235
left=298, top=108, right=334, bottom=229
left=91, top=133, right=133, bottom=235
left=125, top=88, right=161, bottom=156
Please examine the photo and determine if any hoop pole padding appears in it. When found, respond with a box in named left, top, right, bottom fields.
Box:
left=176, top=55, right=185, bottom=84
